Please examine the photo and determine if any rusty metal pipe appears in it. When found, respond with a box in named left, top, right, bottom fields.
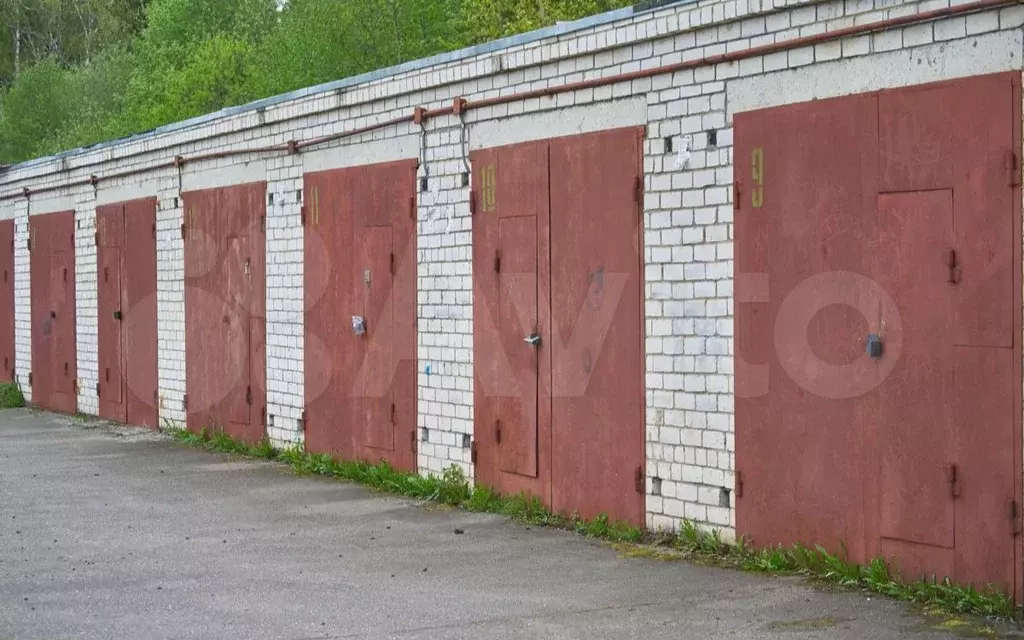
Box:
left=0, top=0, right=1015, bottom=203
left=463, top=0, right=1019, bottom=111
left=295, top=115, right=413, bottom=151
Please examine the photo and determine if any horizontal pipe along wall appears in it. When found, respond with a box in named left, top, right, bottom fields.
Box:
left=304, top=160, right=418, bottom=472
left=29, top=210, right=77, bottom=414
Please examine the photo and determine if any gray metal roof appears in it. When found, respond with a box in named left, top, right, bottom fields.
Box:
left=5, top=0, right=689, bottom=172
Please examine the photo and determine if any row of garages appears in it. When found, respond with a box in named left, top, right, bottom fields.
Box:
left=2, top=0, right=1023, bottom=604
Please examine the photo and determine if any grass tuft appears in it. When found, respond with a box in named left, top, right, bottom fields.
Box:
left=163, top=424, right=1018, bottom=621
left=0, top=382, right=25, bottom=409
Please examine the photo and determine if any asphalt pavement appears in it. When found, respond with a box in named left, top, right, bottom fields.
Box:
left=0, top=409, right=1016, bottom=639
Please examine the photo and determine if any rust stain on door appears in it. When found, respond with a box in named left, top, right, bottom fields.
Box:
left=183, top=183, right=266, bottom=444
left=29, top=210, right=77, bottom=414
left=97, top=203, right=126, bottom=423
left=472, top=127, right=645, bottom=526
left=0, top=220, right=15, bottom=382
left=304, top=160, right=417, bottom=472
left=97, top=198, right=159, bottom=428
left=734, top=72, right=1022, bottom=599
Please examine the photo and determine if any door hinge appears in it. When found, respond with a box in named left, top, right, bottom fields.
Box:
left=246, top=385, right=252, bottom=405
left=633, top=176, right=643, bottom=204
left=153, top=389, right=159, bottom=407
left=26, top=237, right=31, bottom=252
left=183, top=393, right=189, bottom=410
left=736, top=471, right=744, bottom=498
left=259, top=215, right=265, bottom=233
left=94, top=231, right=99, bottom=246
left=947, top=249, right=961, bottom=284
left=734, top=181, right=742, bottom=210
left=495, top=418, right=501, bottom=444
left=27, top=371, right=32, bottom=385
left=470, top=440, right=478, bottom=464
left=1009, top=499, right=1023, bottom=535
left=469, top=189, right=477, bottom=215
left=948, top=463, right=962, bottom=498
left=95, top=382, right=100, bottom=397
left=300, top=204, right=307, bottom=226
left=152, top=223, right=156, bottom=239
left=261, top=406, right=267, bottom=427
left=180, top=223, right=187, bottom=240
left=409, top=196, right=416, bottom=220
left=389, top=253, right=395, bottom=276
left=1007, top=150, right=1021, bottom=186
left=493, top=250, right=501, bottom=273
left=300, top=410, right=307, bottom=432
left=410, top=429, right=416, bottom=453
left=390, top=402, right=396, bottom=424
left=634, top=466, right=644, bottom=493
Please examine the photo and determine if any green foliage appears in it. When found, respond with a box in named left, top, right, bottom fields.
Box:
left=0, top=382, right=25, bottom=408
left=165, top=424, right=1018, bottom=621
left=458, top=0, right=630, bottom=45
left=0, top=0, right=633, bottom=164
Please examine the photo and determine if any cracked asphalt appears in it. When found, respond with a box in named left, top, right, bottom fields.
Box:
left=1, top=409, right=1018, bottom=639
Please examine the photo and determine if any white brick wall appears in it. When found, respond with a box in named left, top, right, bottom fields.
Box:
left=12, top=201, right=30, bottom=401
left=265, top=157, right=305, bottom=447
left=0, top=0, right=1020, bottom=537
left=74, top=192, right=98, bottom=416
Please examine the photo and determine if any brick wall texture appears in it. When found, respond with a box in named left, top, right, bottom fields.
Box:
left=1, top=0, right=1022, bottom=536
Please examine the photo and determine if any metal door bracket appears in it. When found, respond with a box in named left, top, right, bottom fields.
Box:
left=1009, top=499, right=1023, bottom=535
left=947, top=249, right=961, bottom=284
left=948, top=463, right=961, bottom=498
left=634, top=466, right=644, bottom=493
left=1006, top=150, right=1021, bottom=186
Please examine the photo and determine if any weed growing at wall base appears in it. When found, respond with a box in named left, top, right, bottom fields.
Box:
left=164, top=425, right=1017, bottom=621
left=0, top=382, right=26, bottom=408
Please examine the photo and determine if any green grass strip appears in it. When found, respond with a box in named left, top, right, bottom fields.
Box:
left=165, top=425, right=1017, bottom=620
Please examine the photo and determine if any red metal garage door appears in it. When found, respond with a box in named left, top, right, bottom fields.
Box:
left=734, top=72, right=1022, bottom=597
left=29, top=210, right=77, bottom=414
left=303, top=160, right=417, bottom=472
left=0, top=219, right=15, bottom=382
left=96, top=198, right=158, bottom=428
left=183, top=183, right=266, bottom=444
left=472, top=127, right=646, bottom=526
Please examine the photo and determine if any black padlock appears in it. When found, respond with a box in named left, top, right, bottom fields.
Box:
left=866, top=333, right=883, bottom=359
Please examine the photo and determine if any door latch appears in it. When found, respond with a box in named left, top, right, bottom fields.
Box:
left=524, top=333, right=541, bottom=347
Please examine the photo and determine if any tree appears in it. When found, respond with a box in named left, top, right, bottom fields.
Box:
left=0, top=57, right=76, bottom=161
left=0, top=0, right=631, bottom=164
left=458, top=0, right=630, bottom=44
left=120, top=0, right=275, bottom=131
